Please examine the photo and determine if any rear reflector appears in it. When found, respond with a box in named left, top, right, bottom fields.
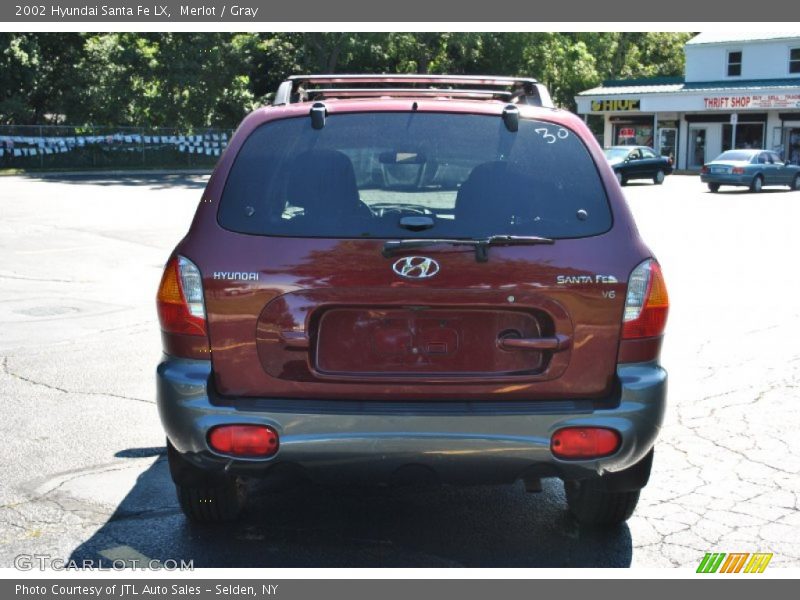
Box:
left=208, top=424, right=279, bottom=458
left=551, top=427, right=621, bottom=459
left=622, top=259, right=669, bottom=340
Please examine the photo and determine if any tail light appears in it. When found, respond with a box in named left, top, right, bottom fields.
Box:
left=732, top=167, right=745, bottom=174
left=551, top=427, right=621, bottom=459
left=208, top=424, right=279, bottom=458
left=700, top=165, right=709, bottom=174
left=618, top=259, right=669, bottom=363
left=157, top=255, right=210, bottom=358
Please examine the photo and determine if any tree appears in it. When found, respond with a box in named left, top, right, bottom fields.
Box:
left=0, top=33, right=84, bottom=124
left=0, top=32, right=695, bottom=127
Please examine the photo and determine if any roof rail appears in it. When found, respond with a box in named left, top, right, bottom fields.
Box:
left=273, top=74, right=554, bottom=108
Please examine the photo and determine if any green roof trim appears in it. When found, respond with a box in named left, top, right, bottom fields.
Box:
left=579, top=76, right=800, bottom=96
left=601, top=76, right=684, bottom=87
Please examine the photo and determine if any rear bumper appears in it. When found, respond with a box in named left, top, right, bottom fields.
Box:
left=700, top=173, right=751, bottom=186
left=157, top=356, right=666, bottom=485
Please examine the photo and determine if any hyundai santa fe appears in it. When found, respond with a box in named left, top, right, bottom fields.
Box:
left=156, top=74, right=668, bottom=526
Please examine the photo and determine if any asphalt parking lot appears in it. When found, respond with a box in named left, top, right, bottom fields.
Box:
left=1, top=172, right=799, bottom=569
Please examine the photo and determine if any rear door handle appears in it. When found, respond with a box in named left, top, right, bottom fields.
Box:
left=499, top=334, right=571, bottom=352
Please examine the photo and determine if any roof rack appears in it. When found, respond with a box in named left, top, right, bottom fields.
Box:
left=273, top=74, right=554, bottom=108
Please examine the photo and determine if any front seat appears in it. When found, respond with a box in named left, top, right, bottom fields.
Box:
left=455, top=161, right=540, bottom=235
left=285, top=149, right=369, bottom=224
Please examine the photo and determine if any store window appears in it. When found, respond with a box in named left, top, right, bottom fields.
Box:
left=613, top=124, right=653, bottom=146
left=722, top=123, right=764, bottom=150
left=791, top=48, right=800, bottom=74
left=727, top=50, right=742, bottom=77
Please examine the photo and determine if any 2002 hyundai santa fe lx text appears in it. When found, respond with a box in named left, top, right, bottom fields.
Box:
left=156, top=74, right=669, bottom=526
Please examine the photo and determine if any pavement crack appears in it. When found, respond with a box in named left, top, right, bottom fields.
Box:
left=1, top=356, right=153, bottom=404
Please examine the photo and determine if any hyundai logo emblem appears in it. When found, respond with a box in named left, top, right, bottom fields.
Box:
left=392, top=256, right=440, bottom=279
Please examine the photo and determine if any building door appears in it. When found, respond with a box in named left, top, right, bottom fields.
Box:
left=658, top=128, right=677, bottom=164
left=689, top=128, right=707, bottom=168
left=786, top=128, right=800, bottom=166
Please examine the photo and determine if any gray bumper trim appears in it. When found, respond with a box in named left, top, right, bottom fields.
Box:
left=157, top=356, right=666, bottom=485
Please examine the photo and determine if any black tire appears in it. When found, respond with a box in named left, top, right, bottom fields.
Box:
left=750, top=175, right=763, bottom=193
left=708, top=183, right=720, bottom=193
left=167, top=440, right=247, bottom=522
left=791, top=174, right=800, bottom=191
left=653, top=169, right=665, bottom=185
left=565, top=479, right=640, bottom=526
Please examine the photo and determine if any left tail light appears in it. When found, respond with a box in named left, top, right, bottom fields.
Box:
left=157, top=256, right=210, bottom=358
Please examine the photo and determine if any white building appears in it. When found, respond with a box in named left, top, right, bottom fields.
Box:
left=575, top=33, right=800, bottom=170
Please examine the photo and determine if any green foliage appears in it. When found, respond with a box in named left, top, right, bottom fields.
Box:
left=0, top=32, right=693, bottom=127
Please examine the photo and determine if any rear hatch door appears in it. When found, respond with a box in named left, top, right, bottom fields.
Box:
left=199, top=107, right=633, bottom=401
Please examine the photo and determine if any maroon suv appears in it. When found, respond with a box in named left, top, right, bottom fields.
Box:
left=156, top=75, right=668, bottom=525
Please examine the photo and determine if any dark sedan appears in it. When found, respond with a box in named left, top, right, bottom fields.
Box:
left=604, top=146, right=673, bottom=185
left=700, top=149, right=800, bottom=193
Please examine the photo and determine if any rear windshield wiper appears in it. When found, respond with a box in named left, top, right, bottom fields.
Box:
left=382, top=234, right=554, bottom=262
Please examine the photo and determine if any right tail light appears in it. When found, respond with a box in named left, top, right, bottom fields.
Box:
left=618, top=259, right=669, bottom=363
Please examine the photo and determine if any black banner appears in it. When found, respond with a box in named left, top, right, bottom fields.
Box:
left=0, top=0, right=778, bottom=22
left=2, top=579, right=795, bottom=600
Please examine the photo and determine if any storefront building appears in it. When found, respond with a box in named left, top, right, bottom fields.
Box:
left=576, top=33, right=800, bottom=170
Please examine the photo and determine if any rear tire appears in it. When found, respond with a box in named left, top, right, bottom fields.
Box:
left=615, top=171, right=624, bottom=185
left=565, top=479, right=640, bottom=526
left=708, top=183, right=720, bottom=193
left=176, top=483, right=247, bottom=523
left=653, top=170, right=665, bottom=185
left=791, top=174, right=800, bottom=191
left=167, top=440, right=247, bottom=523
left=750, top=175, right=763, bottom=193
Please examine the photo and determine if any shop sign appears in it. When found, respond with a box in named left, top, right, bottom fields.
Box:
left=590, top=99, right=640, bottom=112
left=618, top=128, right=636, bottom=137
left=704, top=94, right=800, bottom=110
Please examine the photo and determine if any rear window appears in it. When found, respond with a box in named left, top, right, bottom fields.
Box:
left=218, top=112, right=612, bottom=239
left=716, top=150, right=756, bottom=162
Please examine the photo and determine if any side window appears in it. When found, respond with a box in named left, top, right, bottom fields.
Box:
left=629, top=149, right=641, bottom=160
left=641, top=148, right=657, bottom=159
left=727, top=50, right=742, bottom=77
left=769, top=152, right=782, bottom=164
left=790, top=48, right=800, bottom=74
left=757, top=152, right=768, bottom=164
